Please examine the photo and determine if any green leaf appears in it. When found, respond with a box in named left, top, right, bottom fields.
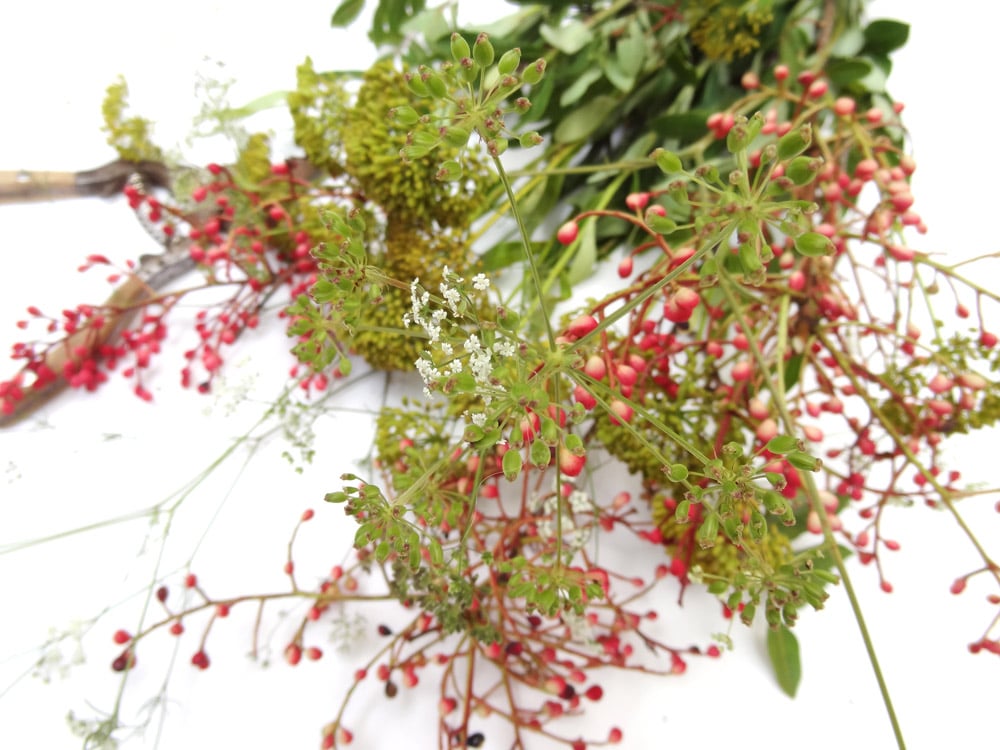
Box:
left=783, top=353, right=803, bottom=391
left=559, top=67, right=603, bottom=107
left=863, top=19, right=910, bottom=55
left=767, top=625, right=802, bottom=698
left=616, top=24, right=646, bottom=78
left=825, top=58, right=873, bottom=86
left=540, top=19, right=593, bottom=54
left=566, top=216, right=596, bottom=284
left=331, top=0, right=364, bottom=27
left=554, top=95, right=617, bottom=143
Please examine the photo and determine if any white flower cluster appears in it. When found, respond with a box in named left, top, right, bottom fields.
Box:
left=402, top=269, right=514, bottom=426
left=530, top=481, right=594, bottom=554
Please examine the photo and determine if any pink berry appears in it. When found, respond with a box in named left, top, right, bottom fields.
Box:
left=557, top=220, right=579, bottom=245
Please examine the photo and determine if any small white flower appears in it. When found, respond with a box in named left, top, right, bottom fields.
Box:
left=440, top=342, right=453, bottom=356
left=472, top=273, right=490, bottom=291
left=493, top=340, right=516, bottom=357
left=471, top=412, right=487, bottom=427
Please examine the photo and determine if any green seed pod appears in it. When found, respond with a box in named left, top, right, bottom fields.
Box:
left=646, top=212, right=677, bottom=234
left=530, top=436, right=551, bottom=468
left=675, top=499, right=692, bottom=523
left=450, top=32, right=471, bottom=63
left=740, top=602, right=757, bottom=626
left=794, top=231, right=834, bottom=257
left=749, top=509, right=767, bottom=540
left=488, top=137, right=508, bottom=157
left=518, top=131, right=543, bottom=148
left=745, top=111, right=765, bottom=143
left=762, top=490, right=790, bottom=516
left=786, top=449, right=822, bottom=472
left=777, top=124, right=812, bottom=161
left=696, top=513, right=719, bottom=549
left=651, top=147, right=683, bottom=174
left=473, top=33, right=495, bottom=68
left=540, top=415, right=559, bottom=446
left=726, top=118, right=750, bottom=154
left=786, top=156, right=822, bottom=186
left=405, top=73, right=429, bottom=98
left=425, top=71, right=448, bottom=99
left=765, top=605, right=782, bottom=629
left=502, top=446, right=522, bottom=481
left=782, top=603, right=798, bottom=627
left=392, top=105, right=420, bottom=126
left=738, top=242, right=763, bottom=275
left=435, top=160, right=462, bottom=181
left=521, top=58, right=546, bottom=85
left=668, top=463, right=689, bottom=482
left=443, top=125, right=471, bottom=148
left=497, top=47, right=521, bottom=76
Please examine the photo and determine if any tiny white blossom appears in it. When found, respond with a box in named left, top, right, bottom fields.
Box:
left=493, top=340, right=516, bottom=357
left=471, top=412, right=487, bottom=427
left=568, top=489, right=591, bottom=513
left=472, top=273, right=489, bottom=291
left=440, top=341, right=453, bottom=356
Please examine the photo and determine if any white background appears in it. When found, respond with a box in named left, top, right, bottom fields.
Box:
left=1, top=2, right=998, bottom=749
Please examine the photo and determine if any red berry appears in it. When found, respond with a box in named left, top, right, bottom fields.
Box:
left=112, top=629, right=131, bottom=645
left=285, top=643, right=302, bottom=666
left=585, top=685, right=604, bottom=701
left=184, top=573, right=197, bottom=588
left=556, top=220, right=579, bottom=245
left=191, top=650, right=210, bottom=669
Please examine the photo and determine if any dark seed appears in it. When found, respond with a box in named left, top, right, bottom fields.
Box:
left=466, top=732, right=485, bottom=747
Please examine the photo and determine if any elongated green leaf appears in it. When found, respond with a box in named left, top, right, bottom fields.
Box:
left=331, top=0, right=364, bottom=27
left=559, top=67, right=603, bottom=107
left=566, top=217, right=596, bottom=284
left=554, top=95, right=617, bottom=143
left=768, top=625, right=801, bottom=697
left=540, top=19, right=592, bottom=54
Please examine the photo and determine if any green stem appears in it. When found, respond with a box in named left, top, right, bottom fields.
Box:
left=717, top=272, right=906, bottom=750
left=492, top=155, right=556, bottom=349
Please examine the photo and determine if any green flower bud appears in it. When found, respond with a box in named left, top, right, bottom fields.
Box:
left=521, top=58, right=546, bottom=85
left=667, top=463, right=689, bottom=482
left=450, top=32, right=471, bottom=63
left=497, top=47, right=521, bottom=76
left=473, top=32, right=495, bottom=68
